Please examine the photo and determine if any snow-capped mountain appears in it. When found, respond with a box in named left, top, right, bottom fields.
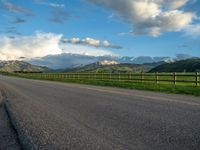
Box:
left=97, top=60, right=119, bottom=65
left=27, top=53, right=193, bottom=69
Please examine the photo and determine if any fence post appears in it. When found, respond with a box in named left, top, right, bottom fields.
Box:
left=195, top=72, right=199, bottom=87
left=129, top=73, right=131, bottom=81
left=110, top=72, right=112, bottom=81
left=173, top=72, right=176, bottom=85
left=119, top=72, right=121, bottom=81
left=141, top=71, right=144, bottom=82
left=156, top=72, right=159, bottom=84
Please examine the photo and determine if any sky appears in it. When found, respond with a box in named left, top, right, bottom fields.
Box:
left=0, top=0, right=200, bottom=60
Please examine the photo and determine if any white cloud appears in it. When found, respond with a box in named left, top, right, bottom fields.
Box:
left=63, top=38, right=81, bottom=44
left=63, top=37, right=122, bottom=49
left=63, top=37, right=100, bottom=47
left=2, top=0, right=34, bottom=16
left=49, top=3, right=65, bottom=8
left=60, top=44, right=115, bottom=56
left=87, top=0, right=197, bottom=36
left=82, top=37, right=100, bottom=47
left=184, top=24, right=200, bottom=38
left=167, top=0, right=189, bottom=9
left=0, top=32, right=62, bottom=60
left=34, top=1, right=65, bottom=8
left=0, top=32, right=116, bottom=60
left=103, top=40, right=110, bottom=48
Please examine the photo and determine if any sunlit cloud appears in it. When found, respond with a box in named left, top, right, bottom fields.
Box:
left=0, top=32, right=62, bottom=60
left=87, top=0, right=199, bottom=36
left=62, top=37, right=122, bottom=49
left=0, top=32, right=116, bottom=60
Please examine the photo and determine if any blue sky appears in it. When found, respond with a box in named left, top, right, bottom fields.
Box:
left=0, top=0, right=200, bottom=60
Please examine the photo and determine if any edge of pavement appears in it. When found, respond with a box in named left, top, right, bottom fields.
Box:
left=0, top=88, right=22, bottom=150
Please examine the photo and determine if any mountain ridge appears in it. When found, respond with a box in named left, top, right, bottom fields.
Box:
left=0, top=60, right=49, bottom=73
left=28, top=53, right=177, bottom=69
left=149, top=58, right=200, bottom=72
left=64, top=60, right=164, bottom=73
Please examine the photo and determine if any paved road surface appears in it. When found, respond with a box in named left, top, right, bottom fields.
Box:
left=0, top=76, right=200, bottom=150
left=0, top=95, right=21, bottom=150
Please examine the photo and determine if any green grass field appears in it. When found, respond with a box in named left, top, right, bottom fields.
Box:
left=2, top=72, right=200, bottom=96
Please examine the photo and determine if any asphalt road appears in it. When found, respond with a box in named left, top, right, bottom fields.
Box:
left=0, top=95, right=21, bottom=150
left=0, top=76, right=200, bottom=150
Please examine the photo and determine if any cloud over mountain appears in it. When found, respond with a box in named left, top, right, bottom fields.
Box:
left=0, top=32, right=116, bottom=61
left=0, top=32, right=62, bottom=60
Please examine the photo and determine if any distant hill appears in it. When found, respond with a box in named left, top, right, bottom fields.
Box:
left=28, top=53, right=173, bottom=69
left=149, top=58, right=200, bottom=72
left=0, top=61, right=49, bottom=73
left=64, top=60, right=163, bottom=73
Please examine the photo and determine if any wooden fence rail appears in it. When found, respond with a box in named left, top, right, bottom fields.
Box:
left=17, top=72, right=200, bottom=87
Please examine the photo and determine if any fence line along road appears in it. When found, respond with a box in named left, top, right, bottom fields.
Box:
left=16, top=72, right=200, bottom=87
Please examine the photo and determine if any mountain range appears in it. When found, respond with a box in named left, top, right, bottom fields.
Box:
left=0, top=53, right=198, bottom=73
left=0, top=58, right=199, bottom=73
left=0, top=61, right=49, bottom=73
left=65, top=60, right=163, bottom=73
left=27, top=53, right=183, bottom=69
left=149, top=58, right=200, bottom=72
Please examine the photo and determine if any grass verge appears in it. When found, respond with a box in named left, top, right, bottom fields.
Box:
left=2, top=72, right=200, bottom=97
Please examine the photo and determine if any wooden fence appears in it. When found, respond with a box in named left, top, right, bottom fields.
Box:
left=23, top=72, right=200, bottom=87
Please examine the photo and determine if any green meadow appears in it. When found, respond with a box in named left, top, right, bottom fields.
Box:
left=2, top=72, right=199, bottom=96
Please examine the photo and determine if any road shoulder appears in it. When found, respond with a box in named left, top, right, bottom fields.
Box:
left=0, top=90, right=21, bottom=150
